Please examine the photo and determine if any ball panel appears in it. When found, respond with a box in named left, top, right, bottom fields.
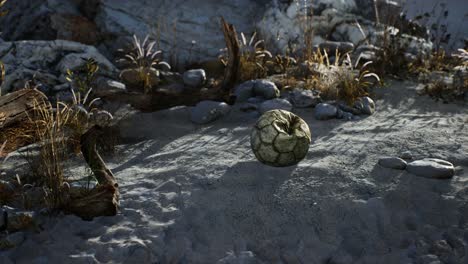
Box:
left=274, top=132, right=297, bottom=153
left=260, top=124, right=279, bottom=144
left=277, top=152, right=296, bottom=167
left=250, top=129, right=262, bottom=151
left=258, top=143, right=279, bottom=163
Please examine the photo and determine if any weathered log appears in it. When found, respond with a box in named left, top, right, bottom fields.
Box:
left=0, top=89, right=49, bottom=153
left=64, top=125, right=119, bottom=220
left=0, top=89, right=48, bottom=130
left=220, top=17, right=241, bottom=94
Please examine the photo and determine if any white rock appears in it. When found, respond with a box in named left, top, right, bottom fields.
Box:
left=183, top=69, right=206, bottom=88
left=406, top=158, right=455, bottom=179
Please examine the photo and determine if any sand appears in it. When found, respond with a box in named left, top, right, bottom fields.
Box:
left=1, top=80, right=467, bottom=264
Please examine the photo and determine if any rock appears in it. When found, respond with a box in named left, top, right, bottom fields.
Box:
left=315, top=103, right=337, bottom=120
left=253, top=80, right=281, bottom=100
left=259, top=98, right=293, bottom=114
left=251, top=110, right=311, bottom=167
left=159, top=71, right=184, bottom=84
left=190, top=101, right=231, bottom=124
left=239, top=103, right=258, bottom=112
left=5, top=232, right=26, bottom=247
left=247, top=97, right=266, bottom=104
left=318, top=41, right=355, bottom=54
left=234, top=80, right=280, bottom=102
left=94, top=77, right=127, bottom=97
left=183, top=69, right=206, bottom=88
left=400, top=151, right=413, bottom=160
left=338, top=102, right=362, bottom=115
left=155, top=83, right=186, bottom=96
left=52, top=83, right=71, bottom=92
left=336, top=109, right=355, bottom=120
left=1, top=207, right=36, bottom=232
left=378, top=157, right=407, bottom=170
left=0, top=40, right=117, bottom=96
left=288, top=89, right=322, bottom=108
left=406, top=158, right=455, bottom=179
left=354, top=97, right=376, bottom=115
left=217, top=251, right=258, bottom=264
left=119, top=68, right=160, bottom=88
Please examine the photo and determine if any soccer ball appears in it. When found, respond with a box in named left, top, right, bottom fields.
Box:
left=250, top=110, right=311, bottom=167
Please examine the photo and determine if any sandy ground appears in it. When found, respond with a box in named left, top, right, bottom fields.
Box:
left=1, top=80, right=468, bottom=264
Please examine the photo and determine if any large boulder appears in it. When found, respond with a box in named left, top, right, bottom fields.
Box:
left=0, top=40, right=117, bottom=96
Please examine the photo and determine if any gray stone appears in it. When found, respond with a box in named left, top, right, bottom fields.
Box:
left=234, top=80, right=280, bottom=103
left=190, top=101, right=231, bottom=124
left=94, top=77, right=127, bottom=97
left=354, top=96, right=376, bottom=115
left=155, top=83, right=186, bottom=96
left=253, top=80, right=281, bottom=100
left=336, top=109, right=355, bottom=120
left=318, top=41, right=355, bottom=54
left=406, top=158, right=455, bottom=179
left=315, top=103, right=337, bottom=120
left=239, top=103, right=258, bottom=112
left=289, top=89, right=322, bottom=108
left=183, top=69, right=206, bottom=88
left=5, top=232, right=26, bottom=247
left=400, top=151, right=413, bottom=160
left=259, top=98, right=293, bottom=114
left=378, top=157, right=407, bottom=170
left=246, top=97, right=265, bottom=104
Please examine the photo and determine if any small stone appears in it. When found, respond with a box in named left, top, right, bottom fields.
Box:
left=5, top=232, right=25, bottom=247
left=314, top=103, right=337, bottom=120
left=378, top=157, right=407, bottom=170
left=247, top=97, right=265, bottom=104
left=234, top=80, right=280, bottom=102
left=259, top=98, right=292, bottom=114
left=239, top=103, right=258, bottom=112
left=94, top=77, right=126, bottom=97
left=190, top=100, right=231, bottom=124
left=253, top=80, right=280, bottom=100
left=2, top=207, right=36, bottom=232
left=288, top=88, right=322, bottom=108
left=354, top=97, right=375, bottom=115
left=119, top=67, right=160, bottom=87
left=406, top=158, right=455, bottom=179
left=400, top=151, right=413, bottom=160
left=183, top=69, right=206, bottom=87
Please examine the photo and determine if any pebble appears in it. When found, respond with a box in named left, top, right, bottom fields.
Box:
left=314, top=103, right=337, bottom=120
left=378, top=157, right=407, bottom=170
left=190, top=100, right=231, bottom=124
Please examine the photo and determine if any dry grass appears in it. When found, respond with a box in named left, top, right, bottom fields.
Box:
left=119, top=34, right=171, bottom=93
left=28, top=99, right=74, bottom=209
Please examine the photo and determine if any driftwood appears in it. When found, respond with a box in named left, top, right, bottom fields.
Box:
left=0, top=89, right=48, bottom=130
left=220, top=17, right=241, bottom=94
left=64, top=126, right=119, bottom=220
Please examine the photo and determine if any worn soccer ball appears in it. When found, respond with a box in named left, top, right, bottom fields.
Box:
left=250, top=109, right=311, bottom=167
